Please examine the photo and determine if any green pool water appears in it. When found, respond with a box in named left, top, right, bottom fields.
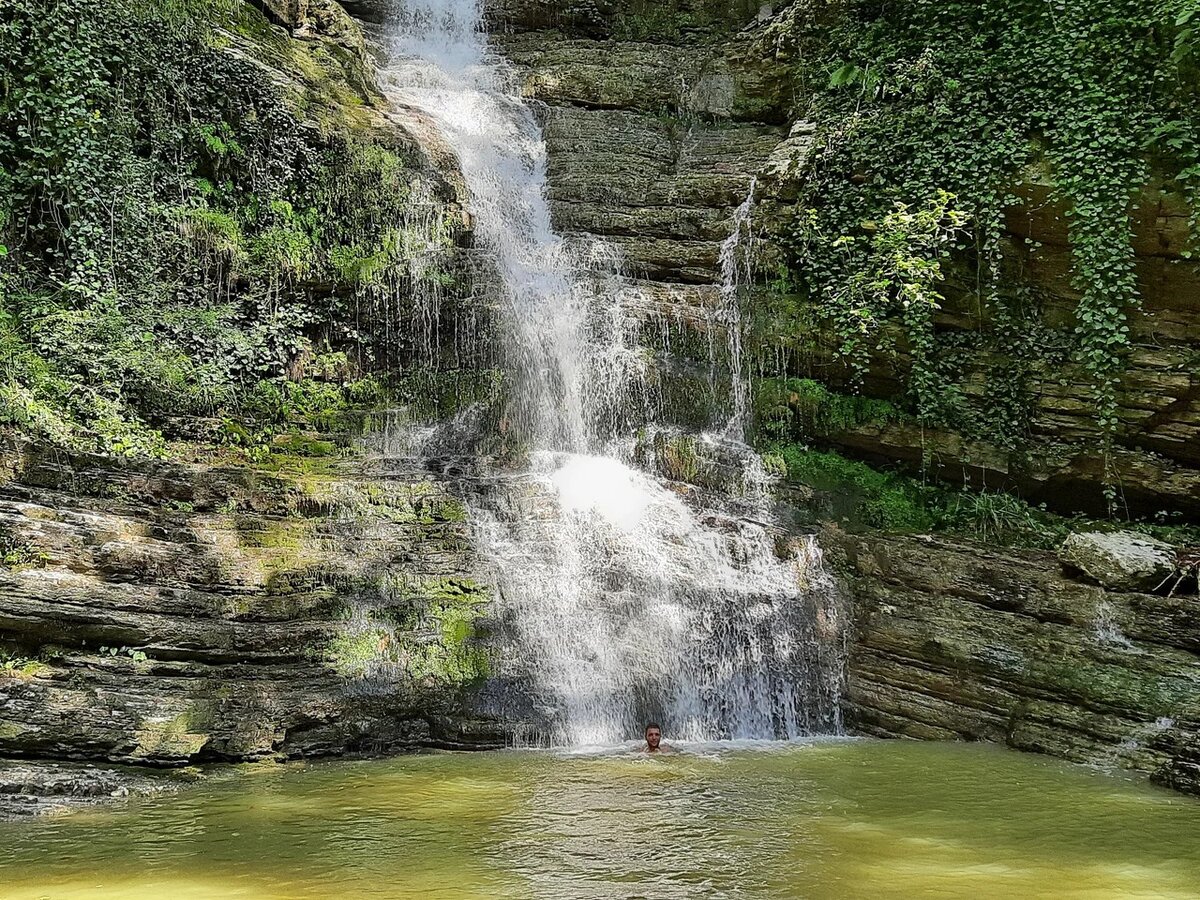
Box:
left=2, top=740, right=1198, bottom=899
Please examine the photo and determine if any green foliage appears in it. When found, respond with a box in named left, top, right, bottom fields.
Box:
left=755, top=377, right=905, bottom=441
left=241, top=377, right=384, bottom=429
left=774, top=441, right=1200, bottom=547
left=786, top=191, right=967, bottom=407
left=771, top=445, right=935, bottom=532
left=98, top=645, right=150, bottom=663
left=0, top=648, right=47, bottom=680
left=0, top=0, right=457, bottom=457
left=764, top=0, right=1200, bottom=494
left=0, top=536, right=48, bottom=571
left=769, top=443, right=1080, bottom=546
left=938, top=490, right=1059, bottom=545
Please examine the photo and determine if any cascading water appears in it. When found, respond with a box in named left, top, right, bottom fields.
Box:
left=383, top=0, right=641, bottom=449
left=382, top=1, right=844, bottom=745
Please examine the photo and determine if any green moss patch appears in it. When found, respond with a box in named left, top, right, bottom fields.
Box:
left=319, top=577, right=491, bottom=687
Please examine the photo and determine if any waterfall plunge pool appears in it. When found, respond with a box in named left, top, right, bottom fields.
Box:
left=2, top=739, right=1198, bottom=898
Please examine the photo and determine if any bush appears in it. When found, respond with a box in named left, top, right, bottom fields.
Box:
left=0, top=0, right=457, bottom=456
left=775, top=445, right=935, bottom=532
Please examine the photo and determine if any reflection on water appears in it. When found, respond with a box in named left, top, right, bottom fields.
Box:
left=1, top=740, right=1198, bottom=899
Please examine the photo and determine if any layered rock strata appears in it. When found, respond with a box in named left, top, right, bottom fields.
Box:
left=828, top=528, right=1200, bottom=796
left=763, top=123, right=1200, bottom=518
left=0, top=439, right=502, bottom=766
left=484, top=1, right=793, bottom=429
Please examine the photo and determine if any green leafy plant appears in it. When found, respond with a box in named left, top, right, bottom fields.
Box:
left=759, top=0, right=1200, bottom=505
left=0, top=649, right=47, bottom=680
left=98, top=646, right=149, bottom=663
left=1, top=537, right=48, bottom=571
left=938, top=490, right=1059, bottom=544
left=0, top=0, right=464, bottom=458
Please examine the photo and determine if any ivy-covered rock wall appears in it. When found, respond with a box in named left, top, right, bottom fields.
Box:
left=0, top=0, right=504, bottom=767
left=469, top=0, right=1200, bottom=522
left=0, top=0, right=491, bottom=462
left=751, top=0, right=1200, bottom=521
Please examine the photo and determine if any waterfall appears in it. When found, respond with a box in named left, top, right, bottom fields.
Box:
left=1093, top=599, right=1135, bottom=650
left=381, top=1, right=843, bottom=746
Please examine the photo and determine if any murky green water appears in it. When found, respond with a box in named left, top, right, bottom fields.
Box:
left=2, top=740, right=1198, bottom=899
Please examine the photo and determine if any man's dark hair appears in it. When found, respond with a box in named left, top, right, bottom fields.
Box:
left=645, top=722, right=661, bottom=732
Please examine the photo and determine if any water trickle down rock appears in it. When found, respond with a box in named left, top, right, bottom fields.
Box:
left=717, top=177, right=757, bottom=443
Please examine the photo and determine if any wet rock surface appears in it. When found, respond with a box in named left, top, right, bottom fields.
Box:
left=477, top=1, right=795, bottom=435
left=494, top=17, right=789, bottom=289
left=0, top=760, right=192, bottom=820
left=0, top=438, right=505, bottom=768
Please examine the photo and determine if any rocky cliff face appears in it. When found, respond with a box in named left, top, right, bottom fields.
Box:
left=0, top=438, right=502, bottom=764
left=2, top=0, right=1197, bottom=805
left=482, top=0, right=793, bottom=428
left=483, top=1, right=1200, bottom=519
left=827, top=528, right=1200, bottom=795
left=468, top=0, right=1200, bottom=796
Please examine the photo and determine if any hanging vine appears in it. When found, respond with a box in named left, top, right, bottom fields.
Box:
left=760, top=0, right=1200, bottom=494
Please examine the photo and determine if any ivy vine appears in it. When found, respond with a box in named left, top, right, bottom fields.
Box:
left=0, top=0, right=464, bottom=456
left=757, top=0, right=1200, bottom=496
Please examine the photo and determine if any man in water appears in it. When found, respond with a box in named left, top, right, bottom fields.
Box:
left=644, top=722, right=673, bottom=754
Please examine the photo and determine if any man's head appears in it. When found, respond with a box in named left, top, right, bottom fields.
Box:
left=644, top=722, right=662, bottom=750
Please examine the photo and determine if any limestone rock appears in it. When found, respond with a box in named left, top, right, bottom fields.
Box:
left=763, top=120, right=816, bottom=191
left=0, top=760, right=190, bottom=820
left=828, top=528, right=1200, bottom=797
left=0, top=438, right=505, bottom=766
left=1059, top=531, right=1177, bottom=592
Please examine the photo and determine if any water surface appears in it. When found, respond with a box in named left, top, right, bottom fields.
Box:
left=2, top=740, right=1198, bottom=899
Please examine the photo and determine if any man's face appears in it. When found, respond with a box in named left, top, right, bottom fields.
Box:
left=645, top=727, right=662, bottom=750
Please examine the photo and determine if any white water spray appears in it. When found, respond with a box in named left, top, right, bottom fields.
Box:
left=1094, top=599, right=1136, bottom=651
left=382, top=1, right=843, bottom=745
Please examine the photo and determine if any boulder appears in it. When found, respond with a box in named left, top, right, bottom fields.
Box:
left=1058, top=530, right=1177, bottom=592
